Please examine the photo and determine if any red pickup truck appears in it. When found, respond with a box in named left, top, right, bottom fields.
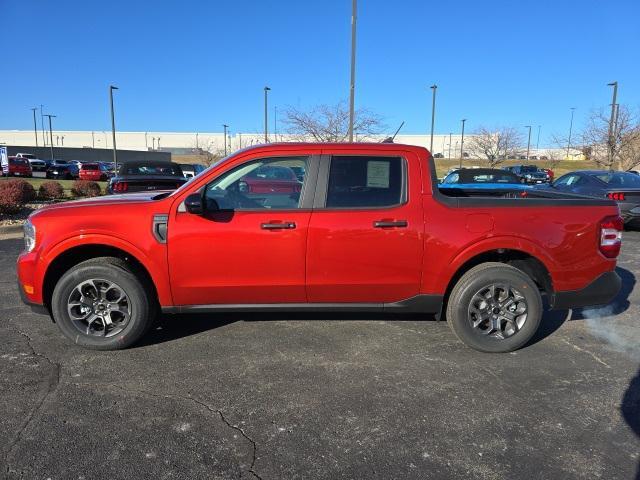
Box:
left=17, top=143, right=622, bottom=352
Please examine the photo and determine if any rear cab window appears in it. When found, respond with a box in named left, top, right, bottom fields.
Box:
left=325, top=156, right=405, bottom=208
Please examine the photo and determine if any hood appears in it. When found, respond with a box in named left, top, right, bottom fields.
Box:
left=30, top=191, right=173, bottom=217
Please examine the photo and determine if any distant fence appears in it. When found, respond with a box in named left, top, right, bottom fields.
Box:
left=5, top=146, right=171, bottom=163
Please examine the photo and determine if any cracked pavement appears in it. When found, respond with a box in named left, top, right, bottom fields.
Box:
left=0, top=232, right=639, bottom=479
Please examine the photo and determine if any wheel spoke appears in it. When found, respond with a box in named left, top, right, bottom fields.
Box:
left=468, top=282, right=529, bottom=340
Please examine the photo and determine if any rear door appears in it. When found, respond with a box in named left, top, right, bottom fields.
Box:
left=306, top=151, right=424, bottom=303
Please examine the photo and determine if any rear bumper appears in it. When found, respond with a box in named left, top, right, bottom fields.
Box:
left=551, top=271, right=621, bottom=310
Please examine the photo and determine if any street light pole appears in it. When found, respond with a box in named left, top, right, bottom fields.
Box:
left=536, top=125, right=541, bottom=151
left=429, top=84, right=437, bottom=153
left=40, top=105, right=46, bottom=146
left=348, top=0, right=357, bottom=142
left=459, top=119, right=466, bottom=168
left=274, top=106, right=278, bottom=141
left=223, top=124, right=229, bottom=155
left=448, top=132, right=452, bottom=159
left=567, top=107, right=576, bottom=158
left=44, top=114, right=56, bottom=160
left=109, top=85, right=119, bottom=173
left=30, top=108, right=39, bottom=146
left=607, top=81, right=618, bottom=166
left=524, top=125, right=532, bottom=160
left=263, top=86, right=271, bottom=142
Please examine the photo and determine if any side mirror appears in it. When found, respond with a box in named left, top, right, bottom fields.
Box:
left=184, top=193, right=204, bottom=214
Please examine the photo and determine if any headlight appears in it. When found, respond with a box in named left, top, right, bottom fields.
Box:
left=23, top=219, right=36, bottom=252
left=525, top=174, right=532, bottom=178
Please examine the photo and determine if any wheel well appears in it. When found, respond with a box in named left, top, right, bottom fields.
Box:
left=443, top=250, right=553, bottom=309
left=42, top=244, right=159, bottom=312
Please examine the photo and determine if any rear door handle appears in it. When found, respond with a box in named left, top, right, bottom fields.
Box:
left=373, top=220, right=408, bottom=228
left=261, top=222, right=296, bottom=230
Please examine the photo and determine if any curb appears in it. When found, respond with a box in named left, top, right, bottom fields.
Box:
left=0, top=224, right=24, bottom=239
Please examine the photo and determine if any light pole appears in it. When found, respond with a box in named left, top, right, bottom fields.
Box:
left=196, top=132, right=199, bottom=150
left=30, top=108, right=38, bottom=146
left=348, top=0, right=357, bottom=142
left=61, top=135, right=64, bottom=146
left=567, top=107, right=576, bottom=158
left=144, top=132, right=148, bottom=150
left=109, top=85, right=119, bottom=172
left=223, top=124, right=229, bottom=155
left=92, top=131, right=95, bottom=148
left=524, top=125, right=532, bottom=160
left=274, top=106, right=278, bottom=141
left=44, top=114, right=56, bottom=160
left=263, top=86, right=270, bottom=142
left=429, top=84, right=437, bottom=153
left=459, top=119, right=466, bottom=168
left=152, top=137, right=156, bottom=150
left=448, top=132, right=452, bottom=159
left=157, top=137, right=161, bottom=150
left=536, top=125, right=541, bottom=151
left=40, top=105, right=46, bottom=146
left=607, top=81, right=618, bottom=166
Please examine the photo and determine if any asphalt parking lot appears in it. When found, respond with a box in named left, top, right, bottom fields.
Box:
left=0, top=232, right=639, bottom=480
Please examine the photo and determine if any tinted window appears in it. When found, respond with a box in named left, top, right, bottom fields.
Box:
left=326, top=156, right=403, bottom=208
left=204, top=157, right=307, bottom=210
left=121, top=162, right=183, bottom=176
left=82, top=164, right=99, bottom=170
left=593, top=172, right=640, bottom=187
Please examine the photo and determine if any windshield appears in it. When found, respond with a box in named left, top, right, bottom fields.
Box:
left=593, top=172, right=640, bottom=188
left=19, top=154, right=36, bottom=160
left=82, top=164, right=99, bottom=170
left=520, top=166, right=538, bottom=173
left=120, top=162, right=183, bottom=176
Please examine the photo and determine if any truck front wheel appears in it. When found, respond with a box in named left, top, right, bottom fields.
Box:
left=446, top=262, right=542, bottom=353
left=51, top=257, right=156, bottom=350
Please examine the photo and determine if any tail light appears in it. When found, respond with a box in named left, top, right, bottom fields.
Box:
left=606, top=192, right=626, bottom=201
left=113, top=182, right=128, bottom=192
left=519, top=191, right=528, bottom=198
left=599, top=215, right=623, bottom=258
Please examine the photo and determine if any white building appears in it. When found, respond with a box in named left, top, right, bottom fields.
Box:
left=0, top=129, right=474, bottom=157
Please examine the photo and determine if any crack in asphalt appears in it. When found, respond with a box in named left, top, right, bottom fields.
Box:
left=4, top=330, right=61, bottom=477
left=559, top=338, right=612, bottom=368
left=88, top=383, right=263, bottom=480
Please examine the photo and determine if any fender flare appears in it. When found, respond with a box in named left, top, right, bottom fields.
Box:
left=40, top=233, right=172, bottom=305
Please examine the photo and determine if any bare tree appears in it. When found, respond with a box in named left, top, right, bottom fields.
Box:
left=282, top=101, right=385, bottom=142
left=190, top=138, right=225, bottom=166
left=466, top=126, right=523, bottom=167
left=581, top=105, right=639, bottom=170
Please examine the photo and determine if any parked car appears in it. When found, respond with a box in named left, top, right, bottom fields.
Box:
left=99, top=162, right=115, bottom=179
left=546, top=170, right=640, bottom=226
left=504, top=165, right=549, bottom=184
left=68, top=160, right=86, bottom=168
left=440, top=168, right=530, bottom=196
left=290, top=165, right=306, bottom=182
left=78, top=163, right=105, bottom=181
left=107, top=161, right=187, bottom=194
left=18, top=143, right=622, bottom=353
left=2, top=156, right=33, bottom=177
left=15, top=153, right=47, bottom=172
left=45, top=161, right=79, bottom=179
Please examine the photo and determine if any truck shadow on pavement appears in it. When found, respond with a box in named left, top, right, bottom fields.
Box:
left=140, top=266, right=635, bottom=350
left=622, top=369, right=640, bottom=480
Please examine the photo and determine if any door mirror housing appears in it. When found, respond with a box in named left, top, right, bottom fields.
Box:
left=185, top=193, right=204, bottom=214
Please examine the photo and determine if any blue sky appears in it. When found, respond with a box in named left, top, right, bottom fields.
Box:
left=1, top=0, right=639, bottom=145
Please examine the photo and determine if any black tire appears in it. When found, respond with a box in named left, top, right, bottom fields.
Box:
left=51, top=257, right=156, bottom=350
left=446, top=262, right=542, bottom=353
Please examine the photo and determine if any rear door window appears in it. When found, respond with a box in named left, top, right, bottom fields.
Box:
left=326, top=156, right=404, bottom=208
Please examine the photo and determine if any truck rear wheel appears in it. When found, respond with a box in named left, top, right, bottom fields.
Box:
left=51, top=257, right=155, bottom=350
left=446, top=262, right=542, bottom=353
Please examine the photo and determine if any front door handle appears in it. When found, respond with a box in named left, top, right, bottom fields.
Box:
left=373, top=220, right=408, bottom=228
left=261, top=222, right=296, bottom=230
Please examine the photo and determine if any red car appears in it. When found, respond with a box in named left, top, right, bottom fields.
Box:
left=3, top=156, right=33, bottom=177
left=79, top=163, right=105, bottom=181
left=17, top=143, right=622, bottom=353
left=238, top=165, right=302, bottom=194
left=543, top=168, right=554, bottom=181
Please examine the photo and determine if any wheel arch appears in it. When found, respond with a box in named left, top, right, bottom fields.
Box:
left=42, top=243, right=162, bottom=312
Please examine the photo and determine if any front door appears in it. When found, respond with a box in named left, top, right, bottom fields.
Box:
left=306, top=152, right=424, bottom=303
left=168, top=155, right=315, bottom=306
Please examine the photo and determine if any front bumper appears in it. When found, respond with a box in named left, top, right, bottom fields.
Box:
left=18, top=280, right=49, bottom=315
left=551, top=271, right=621, bottom=310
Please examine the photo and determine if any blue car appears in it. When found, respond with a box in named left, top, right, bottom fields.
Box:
left=440, top=168, right=531, bottom=197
